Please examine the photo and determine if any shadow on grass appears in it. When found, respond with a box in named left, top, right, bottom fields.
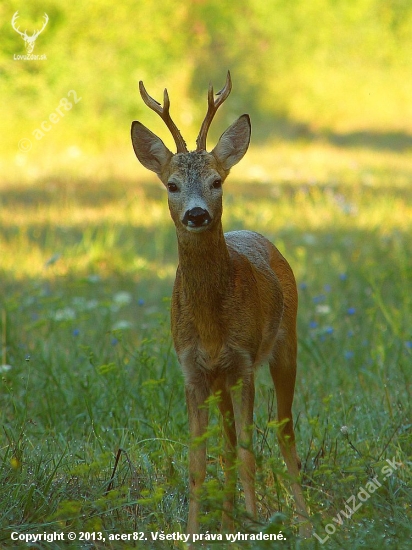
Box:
left=250, top=114, right=412, bottom=152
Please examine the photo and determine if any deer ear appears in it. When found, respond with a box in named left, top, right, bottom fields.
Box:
left=212, top=114, right=251, bottom=170
left=131, top=121, right=173, bottom=177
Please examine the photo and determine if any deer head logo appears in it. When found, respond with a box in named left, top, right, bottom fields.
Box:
left=11, top=11, right=48, bottom=54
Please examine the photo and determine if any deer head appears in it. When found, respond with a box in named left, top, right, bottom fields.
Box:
left=11, top=11, right=48, bottom=54
left=131, top=72, right=251, bottom=233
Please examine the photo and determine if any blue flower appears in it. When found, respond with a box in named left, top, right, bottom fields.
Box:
left=300, top=282, right=308, bottom=291
left=138, top=298, right=145, bottom=306
left=313, top=294, right=326, bottom=304
left=73, top=328, right=80, bottom=336
left=111, top=337, right=119, bottom=346
left=347, top=307, right=356, bottom=315
left=309, top=321, right=318, bottom=329
left=325, top=326, right=334, bottom=335
left=339, top=273, right=347, bottom=281
left=324, top=284, right=332, bottom=293
left=405, top=341, right=412, bottom=349
left=344, top=350, right=354, bottom=360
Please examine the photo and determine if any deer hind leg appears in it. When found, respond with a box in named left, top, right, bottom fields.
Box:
left=269, top=336, right=311, bottom=536
left=213, top=379, right=237, bottom=532
left=230, top=374, right=257, bottom=522
left=185, top=383, right=209, bottom=538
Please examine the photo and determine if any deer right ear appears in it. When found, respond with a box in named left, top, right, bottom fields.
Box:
left=131, top=121, right=173, bottom=177
left=212, top=114, right=251, bottom=171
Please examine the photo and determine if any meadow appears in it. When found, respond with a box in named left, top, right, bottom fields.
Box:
left=1, top=138, right=411, bottom=549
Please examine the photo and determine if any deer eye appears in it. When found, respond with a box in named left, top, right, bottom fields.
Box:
left=212, top=178, right=222, bottom=189
left=167, top=182, right=179, bottom=193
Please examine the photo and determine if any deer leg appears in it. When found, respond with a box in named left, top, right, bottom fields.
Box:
left=185, top=384, right=209, bottom=538
left=269, top=337, right=311, bottom=537
left=213, top=380, right=237, bottom=532
left=230, top=375, right=257, bottom=521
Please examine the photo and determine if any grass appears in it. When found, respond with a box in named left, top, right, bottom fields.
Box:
left=0, top=140, right=411, bottom=548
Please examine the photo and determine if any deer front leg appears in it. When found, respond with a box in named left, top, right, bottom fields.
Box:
left=231, top=375, right=257, bottom=521
left=185, top=384, right=209, bottom=538
left=213, top=380, right=237, bottom=532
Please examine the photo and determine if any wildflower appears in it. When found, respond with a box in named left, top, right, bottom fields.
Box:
left=339, top=273, right=347, bottom=281
left=313, top=294, right=326, bottom=304
left=0, top=364, right=12, bottom=373
left=340, top=426, right=349, bottom=435
left=347, top=307, right=356, bottom=315
left=344, top=350, right=354, bottom=360
left=138, top=298, right=145, bottom=306
left=309, top=321, right=318, bottom=329
left=325, top=326, right=334, bottom=335
left=73, top=329, right=80, bottom=336
left=316, top=304, right=331, bottom=315
left=113, top=292, right=133, bottom=306
left=54, top=307, right=76, bottom=321
left=112, top=320, right=132, bottom=331
left=111, top=337, right=119, bottom=346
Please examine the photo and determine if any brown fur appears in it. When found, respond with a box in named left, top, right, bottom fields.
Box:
left=131, top=89, right=310, bottom=539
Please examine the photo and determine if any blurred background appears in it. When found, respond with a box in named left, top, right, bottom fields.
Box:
left=2, top=0, right=412, bottom=174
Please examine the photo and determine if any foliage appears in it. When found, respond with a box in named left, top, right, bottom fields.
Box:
left=2, top=0, right=412, bottom=161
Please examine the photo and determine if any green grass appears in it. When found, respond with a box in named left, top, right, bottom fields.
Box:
left=0, top=142, right=411, bottom=548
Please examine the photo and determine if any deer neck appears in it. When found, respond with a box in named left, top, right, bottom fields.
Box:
left=176, top=221, right=231, bottom=298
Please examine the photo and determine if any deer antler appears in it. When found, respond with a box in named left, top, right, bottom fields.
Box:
left=139, top=81, right=188, bottom=154
left=33, top=13, right=49, bottom=39
left=11, top=12, right=26, bottom=38
left=196, top=71, right=232, bottom=152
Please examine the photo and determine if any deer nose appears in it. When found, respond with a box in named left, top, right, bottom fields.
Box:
left=182, top=207, right=212, bottom=228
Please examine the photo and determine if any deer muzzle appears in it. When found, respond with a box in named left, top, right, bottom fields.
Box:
left=182, top=207, right=212, bottom=229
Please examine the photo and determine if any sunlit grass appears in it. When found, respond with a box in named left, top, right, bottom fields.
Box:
left=1, top=141, right=411, bottom=282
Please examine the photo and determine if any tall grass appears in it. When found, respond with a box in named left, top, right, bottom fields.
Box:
left=0, top=142, right=411, bottom=548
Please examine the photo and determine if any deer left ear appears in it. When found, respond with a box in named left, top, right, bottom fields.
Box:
left=212, top=114, right=251, bottom=171
left=131, top=121, right=173, bottom=177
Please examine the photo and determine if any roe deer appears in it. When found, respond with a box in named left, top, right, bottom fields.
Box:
left=131, top=71, right=310, bottom=538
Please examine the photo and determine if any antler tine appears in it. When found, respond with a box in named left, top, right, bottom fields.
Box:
left=196, top=70, right=232, bottom=152
left=139, top=81, right=188, bottom=154
left=33, top=13, right=49, bottom=37
left=11, top=12, right=25, bottom=37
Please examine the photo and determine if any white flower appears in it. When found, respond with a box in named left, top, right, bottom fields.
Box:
left=0, top=364, right=12, bottom=373
left=316, top=304, right=331, bottom=315
left=113, top=292, right=133, bottom=306
left=54, top=307, right=76, bottom=321
left=112, top=320, right=133, bottom=331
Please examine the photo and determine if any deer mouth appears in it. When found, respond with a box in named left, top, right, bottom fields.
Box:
left=182, top=207, right=212, bottom=231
